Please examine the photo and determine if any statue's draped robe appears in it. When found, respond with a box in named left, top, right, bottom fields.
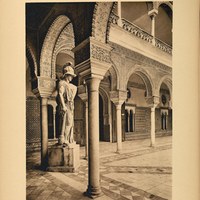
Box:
left=58, top=80, right=77, bottom=143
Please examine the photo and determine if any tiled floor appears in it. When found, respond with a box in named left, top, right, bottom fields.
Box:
left=27, top=136, right=172, bottom=200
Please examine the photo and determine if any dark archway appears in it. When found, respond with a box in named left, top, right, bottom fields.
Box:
left=48, top=105, right=54, bottom=139
left=99, top=94, right=104, bottom=141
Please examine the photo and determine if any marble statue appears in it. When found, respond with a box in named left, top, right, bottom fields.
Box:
left=58, top=62, right=77, bottom=145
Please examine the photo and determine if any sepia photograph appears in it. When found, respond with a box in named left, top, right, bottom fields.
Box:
left=0, top=0, right=199, bottom=200
left=26, top=2, right=173, bottom=200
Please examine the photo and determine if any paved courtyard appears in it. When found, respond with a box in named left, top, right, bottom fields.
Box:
left=27, top=136, right=172, bottom=200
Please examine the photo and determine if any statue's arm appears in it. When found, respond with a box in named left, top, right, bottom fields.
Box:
left=59, top=85, right=67, bottom=112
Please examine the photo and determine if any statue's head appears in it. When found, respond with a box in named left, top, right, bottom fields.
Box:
left=62, top=62, right=76, bottom=79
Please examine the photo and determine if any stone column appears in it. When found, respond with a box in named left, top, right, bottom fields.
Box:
left=73, top=37, right=112, bottom=198
left=127, top=109, right=130, bottom=132
left=85, top=101, right=89, bottom=159
left=110, top=90, right=127, bottom=153
left=146, top=96, right=159, bottom=147
left=117, top=0, right=123, bottom=27
left=86, top=77, right=102, bottom=197
left=150, top=104, right=156, bottom=147
left=115, top=102, right=123, bottom=153
left=148, top=9, right=158, bottom=45
left=34, top=76, right=56, bottom=169
left=41, top=97, right=49, bottom=167
left=78, top=87, right=88, bottom=160
left=53, top=108, right=56, bottom=139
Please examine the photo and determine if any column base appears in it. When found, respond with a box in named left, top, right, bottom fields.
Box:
left=47, top=143, right=80, bottom=172
left=115, top=150, right=122, bottom=154
left=150, top=143, right=155, bottom=148
left=84, top=186, right=103, bottom=199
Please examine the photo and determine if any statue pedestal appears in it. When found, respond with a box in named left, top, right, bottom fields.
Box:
left=47, top=143, right=80, bottom=172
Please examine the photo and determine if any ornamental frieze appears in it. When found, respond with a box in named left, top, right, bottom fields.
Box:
left=91, top=44, right=111, bottom=63
left=74, top=37, right=112, bottom=65
left=109, top=42, right=172, bottom=73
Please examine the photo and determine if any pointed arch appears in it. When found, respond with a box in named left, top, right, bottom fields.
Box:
left=26, top=42, right=38, bottom=79
left=157, top=75, right=172, bottom=98
left=108, top=64, right=120, bottom=91
left=40, top=15, right=71, bottom=78
left=92, top=2, right=114, bottom=43
left=51, top=22, right=75, bottom=79
left=126, top=66, right=154, bottom=97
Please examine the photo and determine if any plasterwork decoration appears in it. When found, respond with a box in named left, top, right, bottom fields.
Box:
left=109, top=13, right=172, bottom=55
left=35, top=77, right=56, bottom=98
left=122, top=18, right=153, bottom=44
left=110, top=90, right=127, bottom=105
left=74, top=37, right=112, bottom=66
left=109, top=42, right=172, bottom=73
left=155, top=75, right=172, bottom=97
left=91, top=44, right=110, bottom=63
left=40, top=15, right=70, bottom=77
left=26, top=42, right=38, bottom=77
left=92, top=2, right=113, bottom=43
left=51, top=22, right=75, bottom=79
left=145, top=96, right=160, bottom=107
left=108, top=65, right=119, bottom=91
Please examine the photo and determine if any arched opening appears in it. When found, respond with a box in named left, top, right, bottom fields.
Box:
left=99, top=94, right=104, bottom=141
left=113, top=2, right=152, bottom=34
left=155, top=82, right=172, bottom=134
left=155, top=4, right=172, bottom=46
left=125, top=110, right=129, bottom=132
left=130, top=110, right=134, bottom=132
left=26, top=56, right=41, bottom=151
left=125, top=72, right=152, bottom=140
left=48, top=105, right=54, bottom=139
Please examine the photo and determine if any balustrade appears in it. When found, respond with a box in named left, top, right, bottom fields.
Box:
left=110, top=14, right=172, bottom=55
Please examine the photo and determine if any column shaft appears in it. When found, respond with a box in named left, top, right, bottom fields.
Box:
left=117, top=1, right=122, bottom=26
left=127, top=110, right=130, bottom=132
left=150, top=106, right=156, bottom=147
left=116, top=104, right=122, bottom=152
left=53, top=110, right=56, bottom=139
left=41, top=97, right=48, bottom=167
left=86, top=77, right=102, bottom=197
left=151, top=15, right=155, bottom=37
left=85, top=101, right=88, bottom=159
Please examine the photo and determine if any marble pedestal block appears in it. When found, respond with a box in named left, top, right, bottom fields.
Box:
left=47, top=143, right=80, bottom=172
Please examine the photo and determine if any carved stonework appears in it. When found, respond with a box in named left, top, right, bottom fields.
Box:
left=52, top=22, right=75, bottom=79
left=92, top=2, right=113, bottom=43
left=145, top=96, right=160, bottom=107
left=33, top=77, right=56, bottom=98
left=40, top=15, right=70, bottom=77
left=91, top=44, right=111, bottom=63
left=110, top=42, right=172, bottom=73
left=110, top=90, right=127, bottom=105
left=74, top=37, right=112, bottom=67
left=122, top=18, right=153, bottom=44
left=110, top=13, right=172, bottom=55
left=155, top=38, right=172, bottom=54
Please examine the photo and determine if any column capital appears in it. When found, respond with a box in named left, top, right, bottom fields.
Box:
left=32, top=76, right=56, bottom=98
left=146, top=96, right=160, bottom=108
left=148, top=9, right=158, bottom=18
left=73, top=37, right=112, bottom=83
left=110, top=90, right=127, bottom=106
left=85, top=77, right=101, bottom=92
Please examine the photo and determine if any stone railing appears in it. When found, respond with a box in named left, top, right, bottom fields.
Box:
left=109, top=13, right=119, bottom=25
left=121, top=18, right=153, bottom=44
left=155, top=38, right=172, bottom=54
left=110, top=14, right=172, bottom=55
